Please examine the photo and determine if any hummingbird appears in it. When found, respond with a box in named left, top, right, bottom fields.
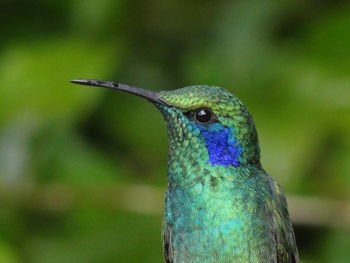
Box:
left=71, top=79, right=299, bottom=263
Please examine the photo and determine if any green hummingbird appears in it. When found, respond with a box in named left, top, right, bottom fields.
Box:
left=71, top=79, right=299, bottom=263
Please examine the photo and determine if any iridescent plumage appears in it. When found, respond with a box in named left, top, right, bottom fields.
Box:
left=158, top=86, right=299, bottom=263
left=71, top=80, right=299, bottom=263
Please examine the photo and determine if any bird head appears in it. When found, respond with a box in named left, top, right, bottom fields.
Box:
left=71, top=79, right=261, bottom=183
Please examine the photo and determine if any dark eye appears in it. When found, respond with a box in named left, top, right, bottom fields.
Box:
left=194, top=108, right=215, bottom=124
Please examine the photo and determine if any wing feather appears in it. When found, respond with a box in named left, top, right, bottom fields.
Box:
left=267, top=176, right=300, bottom=263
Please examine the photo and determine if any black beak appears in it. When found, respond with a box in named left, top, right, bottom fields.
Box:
left=70, top=79, right=169, bottom=106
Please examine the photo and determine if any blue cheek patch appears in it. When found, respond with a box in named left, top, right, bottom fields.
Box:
left=197, top=123, right=242, bottom=167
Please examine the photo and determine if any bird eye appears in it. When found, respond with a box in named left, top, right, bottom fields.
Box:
left=194, top=108, right=215, bottom=124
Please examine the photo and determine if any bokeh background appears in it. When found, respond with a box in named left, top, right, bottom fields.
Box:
left=0, top=0, right=350, bottom=262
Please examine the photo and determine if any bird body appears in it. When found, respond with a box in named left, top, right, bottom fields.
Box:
left=163, top=165, right=296, bottom=263
left=71, top=80, right=299, bottom=263
left=158, top=87, right=299, bottom=263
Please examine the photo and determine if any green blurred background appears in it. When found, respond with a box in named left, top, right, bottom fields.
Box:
left=0, top=0, right=350, bottom=262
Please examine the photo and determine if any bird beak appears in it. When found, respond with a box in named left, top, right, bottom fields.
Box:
left=70, top=79, right=169, bottom=106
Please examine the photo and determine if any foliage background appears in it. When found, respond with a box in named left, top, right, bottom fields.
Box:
left=0, top=0, right=350, bottom=262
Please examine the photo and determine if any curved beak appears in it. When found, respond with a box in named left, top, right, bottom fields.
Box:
left=70, top=79, right=169, bottom=106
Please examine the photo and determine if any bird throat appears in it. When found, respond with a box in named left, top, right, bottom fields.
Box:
left=157, top=104, right=244, bottom=187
